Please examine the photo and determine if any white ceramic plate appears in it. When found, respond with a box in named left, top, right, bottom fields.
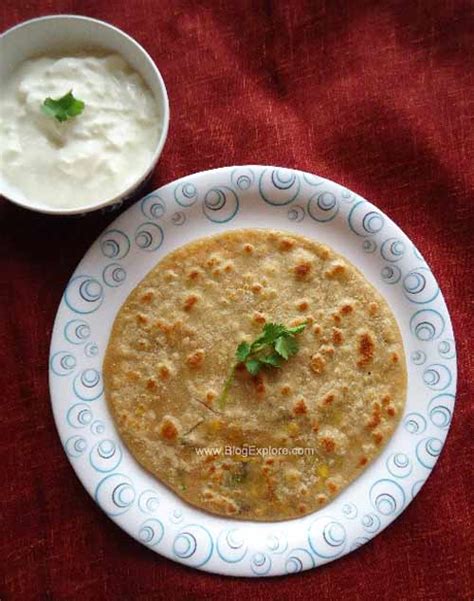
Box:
left=49, top=166, right=457, bottom=576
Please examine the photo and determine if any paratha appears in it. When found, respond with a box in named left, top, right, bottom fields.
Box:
left=104, top=229, right=407, bottom=521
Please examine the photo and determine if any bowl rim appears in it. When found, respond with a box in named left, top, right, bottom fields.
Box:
left=0, top=14, right=170, bottom=215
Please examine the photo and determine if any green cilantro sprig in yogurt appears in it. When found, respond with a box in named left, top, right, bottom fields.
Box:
left=0, top=54, right=161, bottom=209
left=41, top=90, right=85, bottom=122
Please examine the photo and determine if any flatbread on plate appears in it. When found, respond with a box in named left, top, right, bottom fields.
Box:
left=104, top=229, right=406, bottom=521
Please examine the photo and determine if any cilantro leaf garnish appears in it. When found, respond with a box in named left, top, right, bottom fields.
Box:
left=259, top=353, right=282, bottom=368
left=217, top=321, right=307, bottom=409
left=244, top=358, right=262, bottom=376
left=286, top=323, right=308, bottom=335
left=41, top=90, right=85, bottom=122
left=254, top=323, right=286, bottom=345
left=274, top=334, right=299, bottom=360
left=236, top=342, right=251, bottom=362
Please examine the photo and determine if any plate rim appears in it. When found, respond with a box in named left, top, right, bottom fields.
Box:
left=49, top=164, right=457, bottom=576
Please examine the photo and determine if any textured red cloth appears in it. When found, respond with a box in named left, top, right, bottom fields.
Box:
left=1, top=1, right=473, bottom=599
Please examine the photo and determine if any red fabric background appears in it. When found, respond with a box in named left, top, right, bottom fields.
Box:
left=1, top=1, right=472, bottom=599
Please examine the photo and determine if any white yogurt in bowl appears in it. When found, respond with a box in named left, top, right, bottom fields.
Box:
left=1, top=54, right=161, bottom=208
left=0, top=16, right=169, bottom=214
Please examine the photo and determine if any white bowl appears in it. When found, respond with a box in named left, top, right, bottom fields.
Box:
left=0, top=15, right=170, bottom=215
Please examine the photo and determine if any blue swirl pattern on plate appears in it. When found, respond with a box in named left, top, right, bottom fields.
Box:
left=381, top=238, right=405, bottom=262
left=381, top=265, right=402, bottom=284
left=423, top=363, right=452, bottom=390
left=135, top=223, right=164, bottom=251
left=100, top=229, right=130, bottom=259
left=416, top=437, right=443, bottom=469
left=428, top=393, right=454, bottom=429
left=369, top=479, right=406, bottom=515
left=84, top=342, right=99, bottom=357
left=361, top=513, right=381, bottom=533
left=287, top=205, right=305, bottom=222
left=285, top=548, right=315, bottom=573
left=141, top=193, right=166, bottom=220
left=95, top=473, right=135, bottom=516
left=341, top=503, right=358, bottom=520
left=348, top=201, right=385, bottom=237
left=362, top=239, right=377, bottom=253
left=174, top=182, right=199, bottom=207
left=90, top=420, right=105, bottom=436
left=403, top=412, right=427, bottom=434
left=65, top=435, right=88, bottom=458
left=64, top=276, right=103, bottom=314
left=403, top=267, right=439, bottom=304
left=89, top=439, right=122, bottom=472
left=203, top=187, right=239, bottom=223
left=67, top=403, right=93, bottom=429
left=231, top=167, right=255, bottom=190
left=307, top=191, right=339, bottom=222
left=172, top=211, right=186, bottom=226
left=64, top=319, right=91, bottom=345
left=386, top=453, right=413, bottom=478
left=266, top=531, right=288, bottom=555
left=138, top=490, right=160, bottom=514
left=169, top=508, right=184, bottom=524
left=102, top=263, right=127, bottom=287
left=250, top=552, right=272, bottom=575
left=438, top=338, right=456, bottom=359
left=73, top=369, right=103, bottom=401
left=50, top=351, right=76, bottom=376
left=259, top=168, right=300, bottom=205
left=139, top=519, right=165, bottom=546
left=217, top=528, right=248, bottom=563
left=411, top=350, right=427, bottom=365
left=173, top=524, right=214, bottom=567
left=308, top=516, right=347, bottom=558
left=410, top=309, right=445, bottom=341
